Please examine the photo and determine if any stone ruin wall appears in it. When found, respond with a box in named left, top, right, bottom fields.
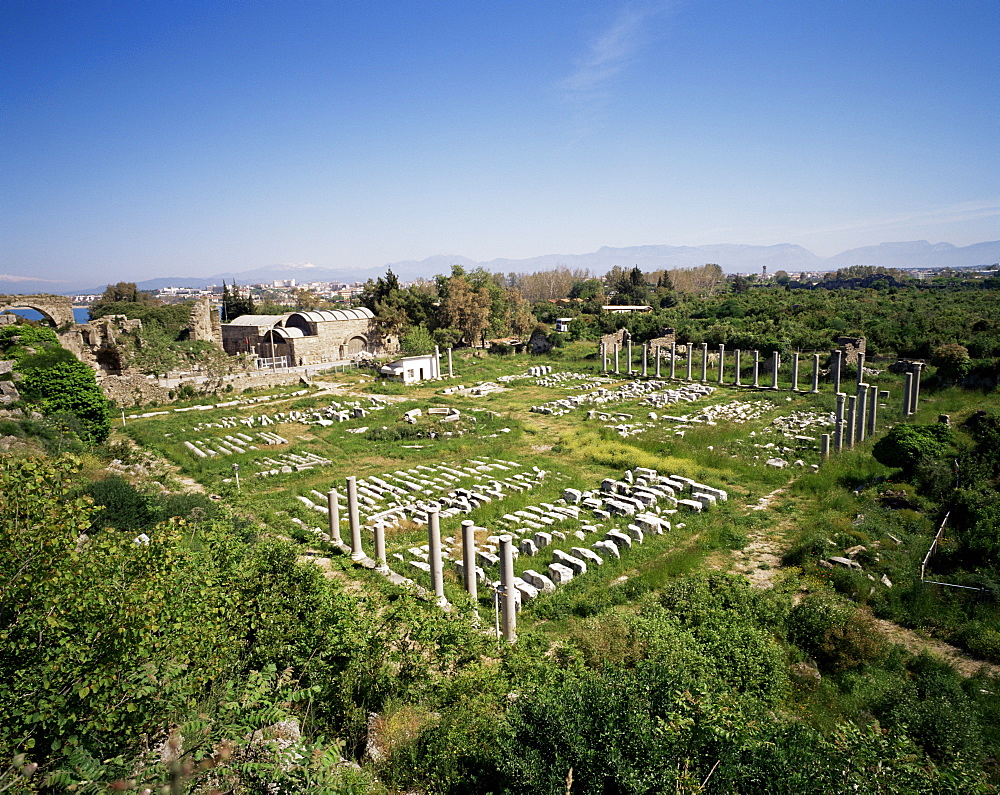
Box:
left=188, top=296, right=221, bottom=344
left=836, top=336, right=866, bottom=365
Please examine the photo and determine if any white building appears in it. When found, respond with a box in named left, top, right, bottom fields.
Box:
left=379, top=353, right=441, bottom=384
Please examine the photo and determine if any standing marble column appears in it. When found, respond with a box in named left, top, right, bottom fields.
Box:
left=642, top=343, right=648, bottom=377
left=686, top=343, right=694, bottom=380
left=856, top=383, right=868, bottom=443
left=701, top=343, right=709, bottom=382
left=752, top=350, right=760, bottom=388
left=461, top=519, right=478, bottom=602
left=670, top=342, right=677, bottom=379
left=447, top=347, right=454, bottom=378
left=856, top=352, right=866, bottom=390
left=903, top=373, right=913, bottom=416
left=346, top=476, right=364, bottom=560
left=428, top=506, right=446, bottom=605
left=811, top=354, right=821, bottom=393
left=846, top=396, right=857, bottom=448
left=327, top=488, right=343, bottom=546
left=614, top=343, right=620, bottom=374
left=627, top=338, right=633, bottom=375
left=499, top=536, right=517, bottom=642
left=734, top=349, right=742, bottom=386
left=771, top=351, right=780, bottom=390
left=655, top=345, right=661, bottom=378
left=374, top=522, right=388, bottom=571
left=867, top=383, right=878, bottom=436
left=912, top=363, right=923, bottom=414
left=821, top=434, right=831, bottom=460
left=833, top=350, right=842, bottom=394
left=601, top=342, right=608, bottom=373
left=434, top=345, right=441, bottom=379
left=834, top=392, right=846, bottom=452
left=791, top=353, right=800, bottom=392
left=717, top=344, right=725, bottom=384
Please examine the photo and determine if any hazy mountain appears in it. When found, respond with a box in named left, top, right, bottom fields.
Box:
left=3, top=240, right=997, bottom=296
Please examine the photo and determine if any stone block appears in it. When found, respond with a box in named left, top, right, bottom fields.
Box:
left=522, top=569, right=556, bottom=593
left=552, top=549, right=587, bottom=575
left=533, top=531, right=552, bottom=549
left=572, top=547, right=604, bottom=566
left=548, top=562, right=574, bottom=585
left=593, top=540, right=620, bottom=559
left=605, top=530, right=632, bottom=549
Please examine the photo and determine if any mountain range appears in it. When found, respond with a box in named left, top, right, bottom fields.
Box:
left=3, top=240, right=998, bottom=296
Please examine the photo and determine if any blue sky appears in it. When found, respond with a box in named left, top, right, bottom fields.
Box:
left=2, top=0, right=998, bottom=284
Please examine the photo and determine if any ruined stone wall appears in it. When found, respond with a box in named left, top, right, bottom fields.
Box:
left=59, top=315, right=142, bottom=374
left=0, top=294, right=75, bottom=327
left=99, top=372, right=173, bottom=407
left=836, top=336, right=866, bottom=365
left=648, top=328, right=677, bottom=350
left=188, top=297, right=221, bottom=344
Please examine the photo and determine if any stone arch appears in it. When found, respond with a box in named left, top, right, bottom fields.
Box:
left=0, top=294, right=75, bottom=328
left=346, top=335, right=369, bottom=355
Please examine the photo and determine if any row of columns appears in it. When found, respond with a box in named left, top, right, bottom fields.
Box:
left=328, top=481, right=517, bottom=641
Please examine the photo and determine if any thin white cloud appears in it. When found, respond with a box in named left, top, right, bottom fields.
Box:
left=0, top=274, right=69, bottom=283
left=558, top=3, right=677, bottom=125
left=790, top=200, right=1000, bottom=241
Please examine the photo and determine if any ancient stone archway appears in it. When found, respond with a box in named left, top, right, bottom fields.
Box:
left=0, top=294, right=75, bottom=328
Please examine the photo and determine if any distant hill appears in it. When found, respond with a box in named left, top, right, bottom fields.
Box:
left=3, top=240, right=998, bottom=295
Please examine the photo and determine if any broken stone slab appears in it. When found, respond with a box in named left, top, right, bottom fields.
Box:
left=572, top=547, right=604, bottom=566
left=548, top=562, right=575, bottom=585
left=829, top=556, right=861, bottom=570
left=593, top=540, right=620, bottom=559
left=522, top=569, right=556, bottom=593
left=676, top=499, right=704, bottom=513
left=605, top=530, right=633, bottom=549
left=533, top=531, right=552, bottom=549
left=552, top=549, right=587, bottom=575
left=519, top=538, right=538, bottom=556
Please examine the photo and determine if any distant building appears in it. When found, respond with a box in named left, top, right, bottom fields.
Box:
left=554, top=317, right=574, bottom=332
left=601, top=305, right=653, bottom=314
left=379, top=353, right=440, bottom=384
left=221, top=307, right=397, bottom=367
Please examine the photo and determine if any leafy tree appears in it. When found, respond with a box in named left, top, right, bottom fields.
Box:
left=91, top=282, right=158, bottom=312
left=17, top=361, right=112, bottom=444
left=221, top=281, right=255, bottom=321
left=931, top=343, right=972, bottom=381
left=872, top=423, right=954, bottom=475
left=400, top=326, right=436, bottom=355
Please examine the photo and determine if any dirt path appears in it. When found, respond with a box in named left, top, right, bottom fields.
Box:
left=725, top=485, right=1000, bottom=678
left=870, top=617, right=1000, bottom=678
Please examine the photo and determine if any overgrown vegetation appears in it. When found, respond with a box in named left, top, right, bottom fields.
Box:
left=2, top=273, right=1000, bottom=792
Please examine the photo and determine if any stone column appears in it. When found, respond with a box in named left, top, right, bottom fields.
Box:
left=811, top=354, right=820, bottom=393
left=433, top=345, right=441, bottom=379
left=903, top=372, right=913, bottom=416
left=867, top=383, right=878, bottom=436
left=846, top=396, right=857, bottom=448
left=833, top=350, right=842, bottom=394
left=791, top=353, right=800, bottom=392
left=686, top=343, right=694, bottom=380
left=771, top=351, right=780, bottom=390
left=835, top=392, right=846, bottom=452
left=642, top=343, right=648, bottom=377
left=614, top=343, right=620, bottom=374
left=461, top=519, right=478, bottom=602
left=912, top=363, right=923, bottom=414
left=856, top=383, right=868, bottom=443
left=734, top=349, right=742, bottom=386
left=670, top=342, right=677, bottom=379
left=821, top=433, right=830, bottom=460
left=447, top=347, right=453, bottom=378
left=499, top=535, right=517, bottom=642
left=428, top=506, right=446, bottom=605
left=346, top=476, right=364, bottom=560
left=327, top=488, right=342, bottom=545
left=752, top=350, right=760, bottom=388
left=856, top=352, right=865, bottom=390
left=717, top=344, right=725, bottom=384
left=655, top=345, right=661, bottom=378
left=701, top=343, right=708, bottom=382
left=374, top=522, right=388, bottom=571
left=601, top=342, right=608, bottom=373
left=627, top=338, right=633, bottom=375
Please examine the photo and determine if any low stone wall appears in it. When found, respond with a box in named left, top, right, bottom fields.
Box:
left=100, top=373, right=172, bottom=407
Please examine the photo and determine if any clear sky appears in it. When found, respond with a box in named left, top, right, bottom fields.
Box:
left=2, top=0, right=998, bottom=284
